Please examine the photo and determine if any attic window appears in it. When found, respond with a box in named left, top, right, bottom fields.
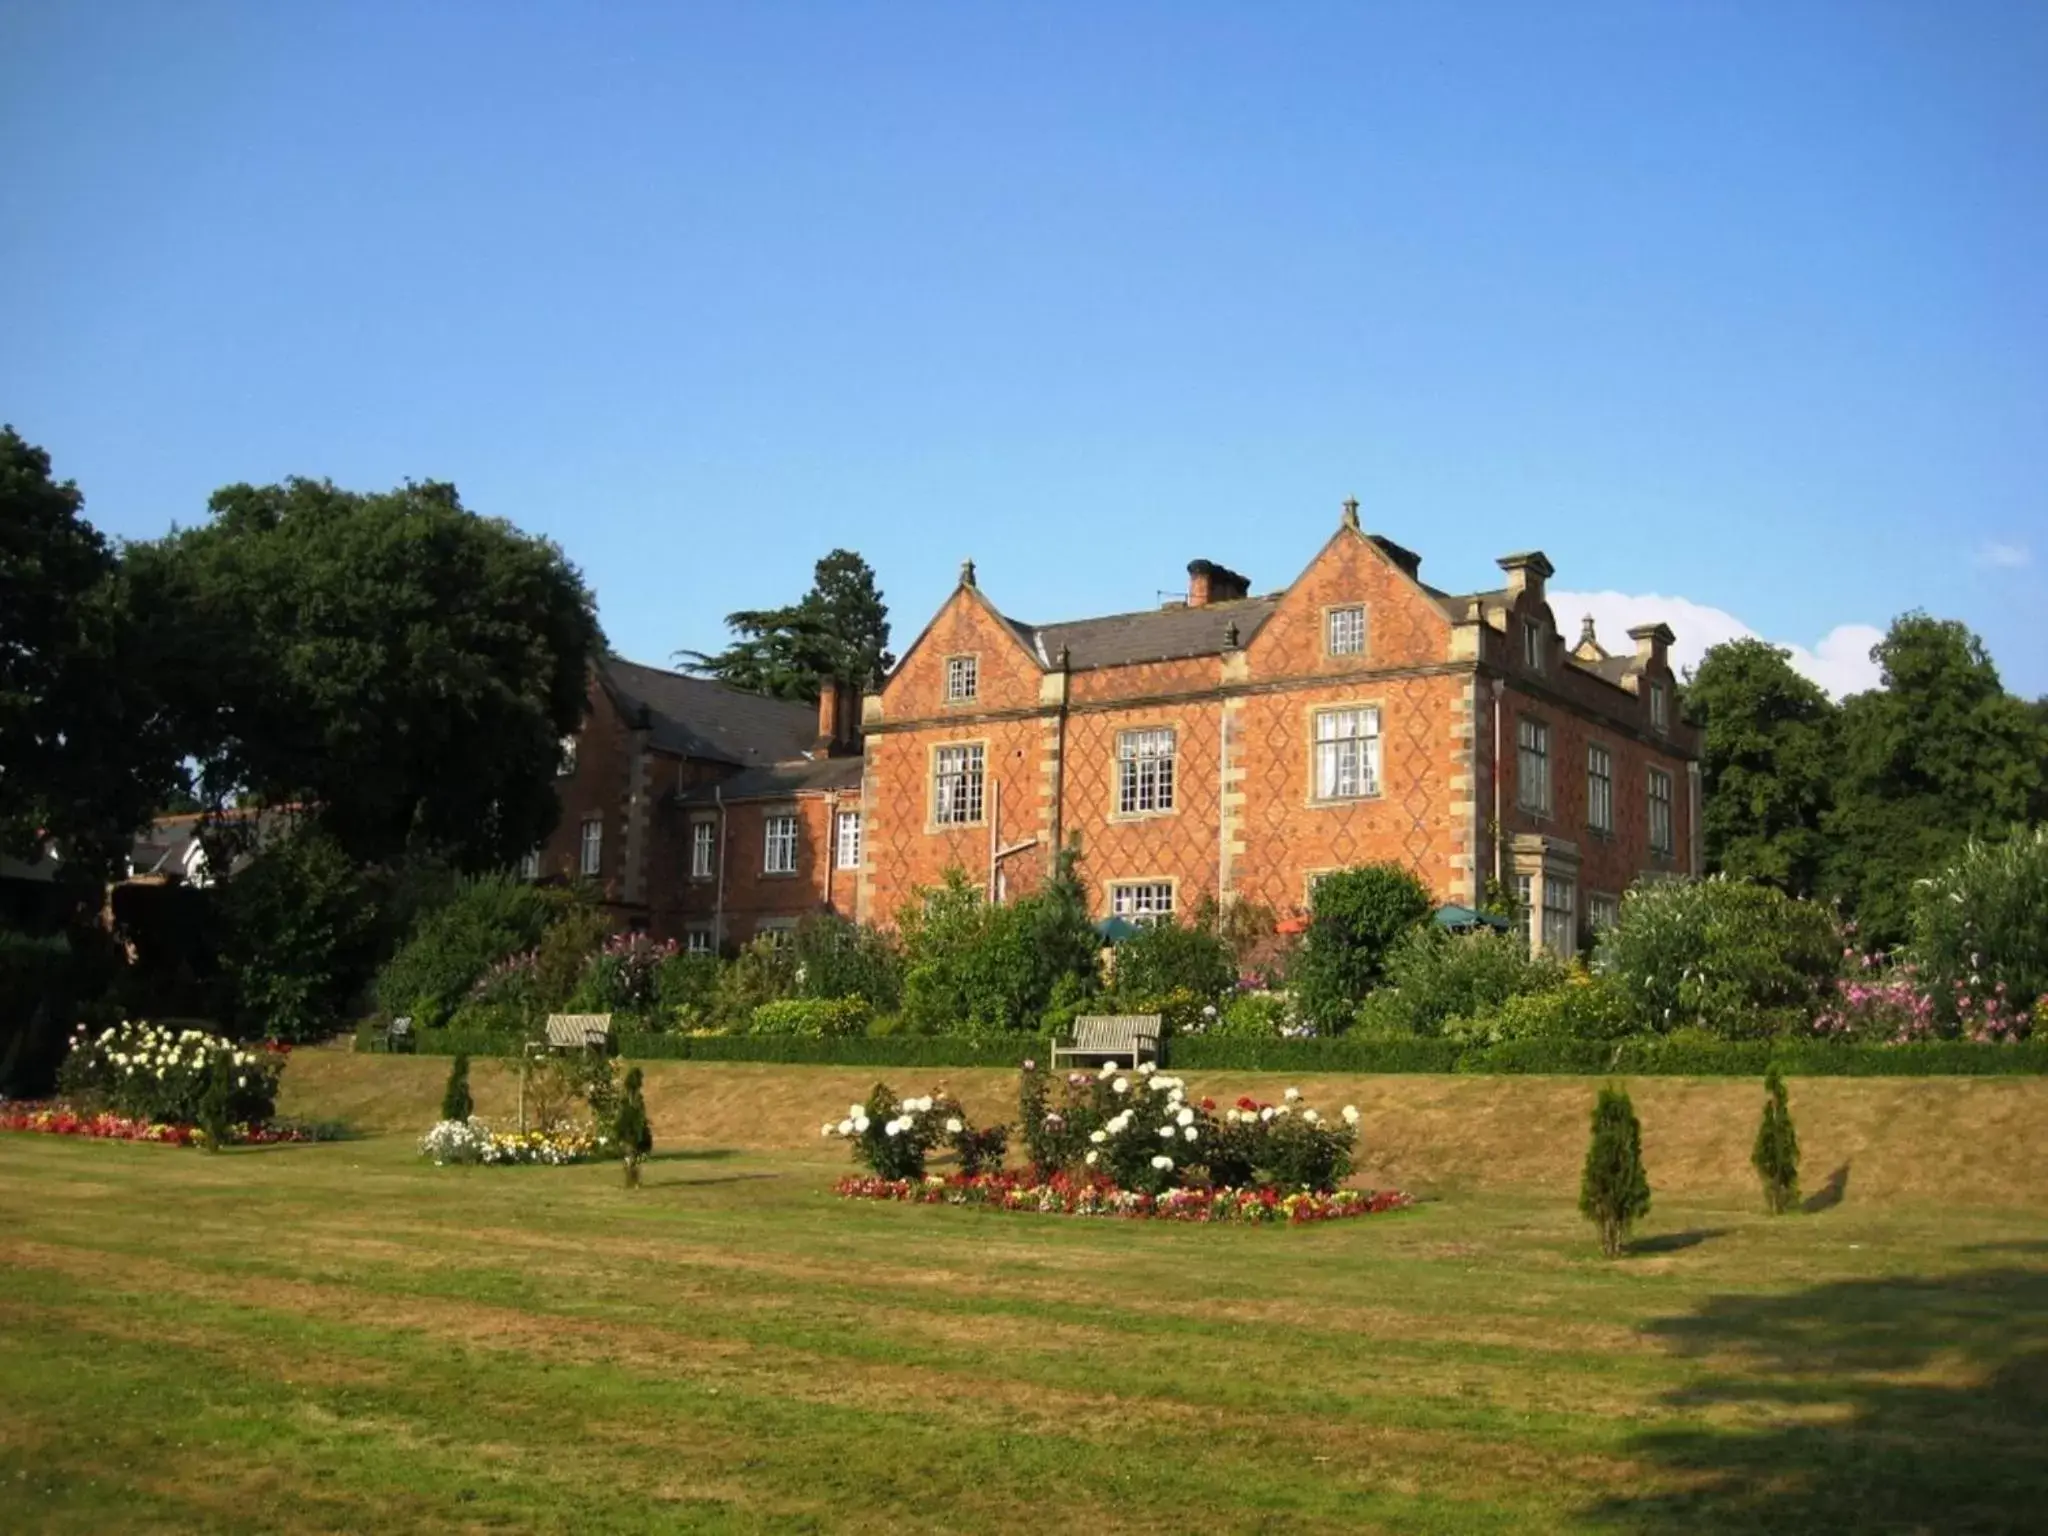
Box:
left=1650, top=682, right=1669, bottom=731
left=945, top=655, right=978, bottom=703
left=1326, top=605, right=1366, bottom=657
left=1523, top=620, right=1545, bottom=674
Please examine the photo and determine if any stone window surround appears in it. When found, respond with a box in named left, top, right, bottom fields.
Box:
left=1107, top=877, right=1178, bottom=923
left=927, top=738, right=989, bottom=831
left=1509, top=833, right=1581, bottom=960
left=944, top=653, right=980, bottom=705
left=1305, top=697, right=1385, bottom=807
left=1111, top=719, right=1180, bottom=821
left=761, top=805, right=800, bottom=876
left=1322, top=602, right=1368, bottom=659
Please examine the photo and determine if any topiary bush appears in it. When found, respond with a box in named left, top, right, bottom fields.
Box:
left=614, top=1066, right=653, bottom=1188
left=1291, top=864, right=1436, bottom=1032
left=440, top=1053, right=474, bottom=1122
left=1751, top=1065, right=1800, bottom=1214
left=1595, top=877, right=1838, bottom=1039
left=1579, top=1083, right=1651, bottom=1257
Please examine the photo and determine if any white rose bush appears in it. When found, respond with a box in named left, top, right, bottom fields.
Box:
left=418, top=1117, right=609, bottom=1166
left=3, top=1022, right=308, bottom=1147
left=829, top=1060, right=1408, bottom=1225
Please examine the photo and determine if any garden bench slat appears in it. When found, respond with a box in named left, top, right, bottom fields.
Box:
left=545, top=1013, right=613, bottom=1052
left=1052, top=1014, right=1162, bottom=1069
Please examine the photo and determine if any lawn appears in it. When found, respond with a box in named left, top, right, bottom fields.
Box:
left=2, top=1059, right=2045, bottom=1533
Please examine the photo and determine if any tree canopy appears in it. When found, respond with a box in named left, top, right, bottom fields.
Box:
left=127, top=476, right=603, bottom=871
left=0, top=427, right=184, bottom=880
left=682, top=548, right=892, bottom=701
left=1684, top=638, right=1835, bottom=897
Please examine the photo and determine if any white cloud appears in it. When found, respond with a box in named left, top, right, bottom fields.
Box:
left=1548, top=590, right=1884, bottom=699
left=1976, top=541, right=2031, bottom=570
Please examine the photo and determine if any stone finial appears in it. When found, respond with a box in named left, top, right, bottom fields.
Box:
left=1341, top=496, right=1361, bottom=531
left=1056, top=643, right=1071, bottom=672
left=1580, top=613, right=1598, bottom=647
left=960, top=558, right=977, bottom=588
left=1223, top=620, right=1240, bottom=649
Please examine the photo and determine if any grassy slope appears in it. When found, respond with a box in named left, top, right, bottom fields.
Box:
left=0, top=1060, right=2040, bottom=1533
left=282, top=1049, right=2048, bottom=1205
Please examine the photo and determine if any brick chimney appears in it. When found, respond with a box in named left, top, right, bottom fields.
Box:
left=815, top=678, right=860, bottom=755
left=1187, top=559, right=1251, bottom=607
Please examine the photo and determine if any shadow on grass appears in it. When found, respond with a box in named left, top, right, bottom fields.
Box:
left=1586, top=1264, right=2048, bottom=1532
left=1625, top=1228, right=1731, bottom=1256
left=644, top=1148, right=740, bottom=1164
left=1801, top=1163, right=1850, bottom=1214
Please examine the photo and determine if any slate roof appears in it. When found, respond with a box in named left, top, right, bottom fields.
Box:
left=1005, top=596, right=1282, bottom=672
left=678, top=755, right=865, bottom=805
left=600, top=657, right=819, bottom=767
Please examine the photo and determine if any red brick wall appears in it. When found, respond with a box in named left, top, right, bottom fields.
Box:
left=536, top=677, right=637, bottom=911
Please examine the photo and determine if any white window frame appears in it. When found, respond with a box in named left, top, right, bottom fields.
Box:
left=517, top=849, right=540, bottom=881
left=932, top=743, right=985, bottom=826
left=1116, top=727, right=1177, bottom=815
left=1514, top=872, right=1534, bottom=954
left=1312, top=707, right=1381, bottom=801
left=1587, top=744, right=1613, bottom=834
left=579, top=816, right=603, bottom=877
left=835, top=809, right=862, bottom=870
left=1588, top=893, right=1621, bottom=934
left=1518, top=717, right=1551, bottom=814
left=684, top=927, right=715, bottom=956
left=1110, top=882, right=1175, bottom=924
left=690, top=818, right=716, bottom=880
left=763, top=813, right=799, bottom=875
left=1542, top=876, right=1576, bottom=956
left=1648, top=768, right=1674, bottom=855
left=945, top=654, right=979, bottom=703
left=1326, top=605, right=1366, bottom=657
left=758, top=919, right=797, bottom=951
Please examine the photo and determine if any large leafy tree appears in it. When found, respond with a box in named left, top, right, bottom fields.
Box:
left=0, top=426, right=184, bottom=881
left=683, top=548, right=892, bottom=700
left=1822, top=614, right=2047, bottom=946
left=129, top=477, right=602, bottom=871
left=1684, top=638, right=1836, bottom=897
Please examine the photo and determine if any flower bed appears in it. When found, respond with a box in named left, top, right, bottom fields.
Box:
left=836, top=1170, right=1411, bottom=1224
left=418, top=1117, right=610, bottom=1166
left=0, top=1103, right=324, bottom=1146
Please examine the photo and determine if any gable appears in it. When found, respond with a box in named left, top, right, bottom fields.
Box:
left=879, top=583, right=1044, bottom=718
left=1243, top=526, right=1454, bottom=675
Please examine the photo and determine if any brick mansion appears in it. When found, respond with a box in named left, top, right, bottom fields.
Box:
left=533, top=501, right=1701, bottom=958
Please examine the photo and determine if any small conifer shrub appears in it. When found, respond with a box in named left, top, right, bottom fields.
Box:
left=614, top=1067, right=653, bottom=1188
left=1751, top=1065, right=1801, bottom=1214
left=440, top=1053, right=474, bottom=1123
left=1579, top=1082, right=1651, bottom=1257
left=197, top=1061, right=234, bottom=1153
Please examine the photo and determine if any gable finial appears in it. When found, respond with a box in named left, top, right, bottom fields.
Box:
left=1223, top=620, right=1240, bottom=649
left=1341, top=496, right=1360, bottom=531
left=1057, top=643, right=1071, bottom=672
left=960, top=558, right=977, bottom=588
left=1580, top=613, right=1598, bottom=647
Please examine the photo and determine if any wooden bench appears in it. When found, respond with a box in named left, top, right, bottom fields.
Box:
left=1052, top=1014, right=1162, bottom=1071
left=384, top=1016, right=415, bottom=1054
left=544, top=1012, right=613, bottom=1053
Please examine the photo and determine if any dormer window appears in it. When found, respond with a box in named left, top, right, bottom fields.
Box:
left=1649, top=682, right=1668, bottom=731
left=945, top=655, right=978, bottom=703
left=1523, top=620, right=1545, bottom=674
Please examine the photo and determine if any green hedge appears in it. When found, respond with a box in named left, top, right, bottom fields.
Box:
left=357, top=1020, right=2048, bottom=1076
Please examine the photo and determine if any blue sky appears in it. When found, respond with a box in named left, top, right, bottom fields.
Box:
left=5, top=1, right=2044, bottom=696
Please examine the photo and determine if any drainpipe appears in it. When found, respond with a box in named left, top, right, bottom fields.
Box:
left=714, top=784, right=727, bottom=951
left=823, top=796, right=835, bottom=911
left=1492, top=677, right=1505, bottom=896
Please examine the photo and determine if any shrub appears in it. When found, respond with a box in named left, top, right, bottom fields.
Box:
left=1443, top=969, right=1635, bottom=1046
left=1110, top=918, right=1235, bottom=1006
left=527, top=895, right=613, bottom=1011
left=1908, top=826, right=2046, bottom=1041
left=1215, top=1089, right=1361, bottom=1191
left=1579, top=1083, right=1651, bottom=1257
left=898, top=862, right=1100, bottom=1035
left=1596, top=877, right=1839, bottom=1038
left=375, top=875, right=561, bottom=1022
left=519, top=1052, right=616, bottom=1135
left=793, top=914, right=904, bottom=1011
left=571, top=932, right=678, bottom=1014
left=216, top=830, right=381, bottom=1042
left=56, top=1020, right=284, bottom=1128
left=419, top=1118, right=607, bottom=1165
left=1811, top=955, right=1936, bottom=1044
left=1751, top=1065, right=1800, bottom=1214
left=440, top=1053, right=474, bottom=1121
left=652, top=951, right=720, bottom=1025
left=707, top=937, right=798, bottom=1029
left=1203, top=992, right=1295, bottom=1039
left=746, top=997, right=873, bottom=1038
left=1291, top=864, right=1436, bottom=1031
left=1353, top=927, right=1563, bottom=1038
left=615, top=1066, right=652, bottom=1187
left=1113, top=986, right=1210, bottom=1040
